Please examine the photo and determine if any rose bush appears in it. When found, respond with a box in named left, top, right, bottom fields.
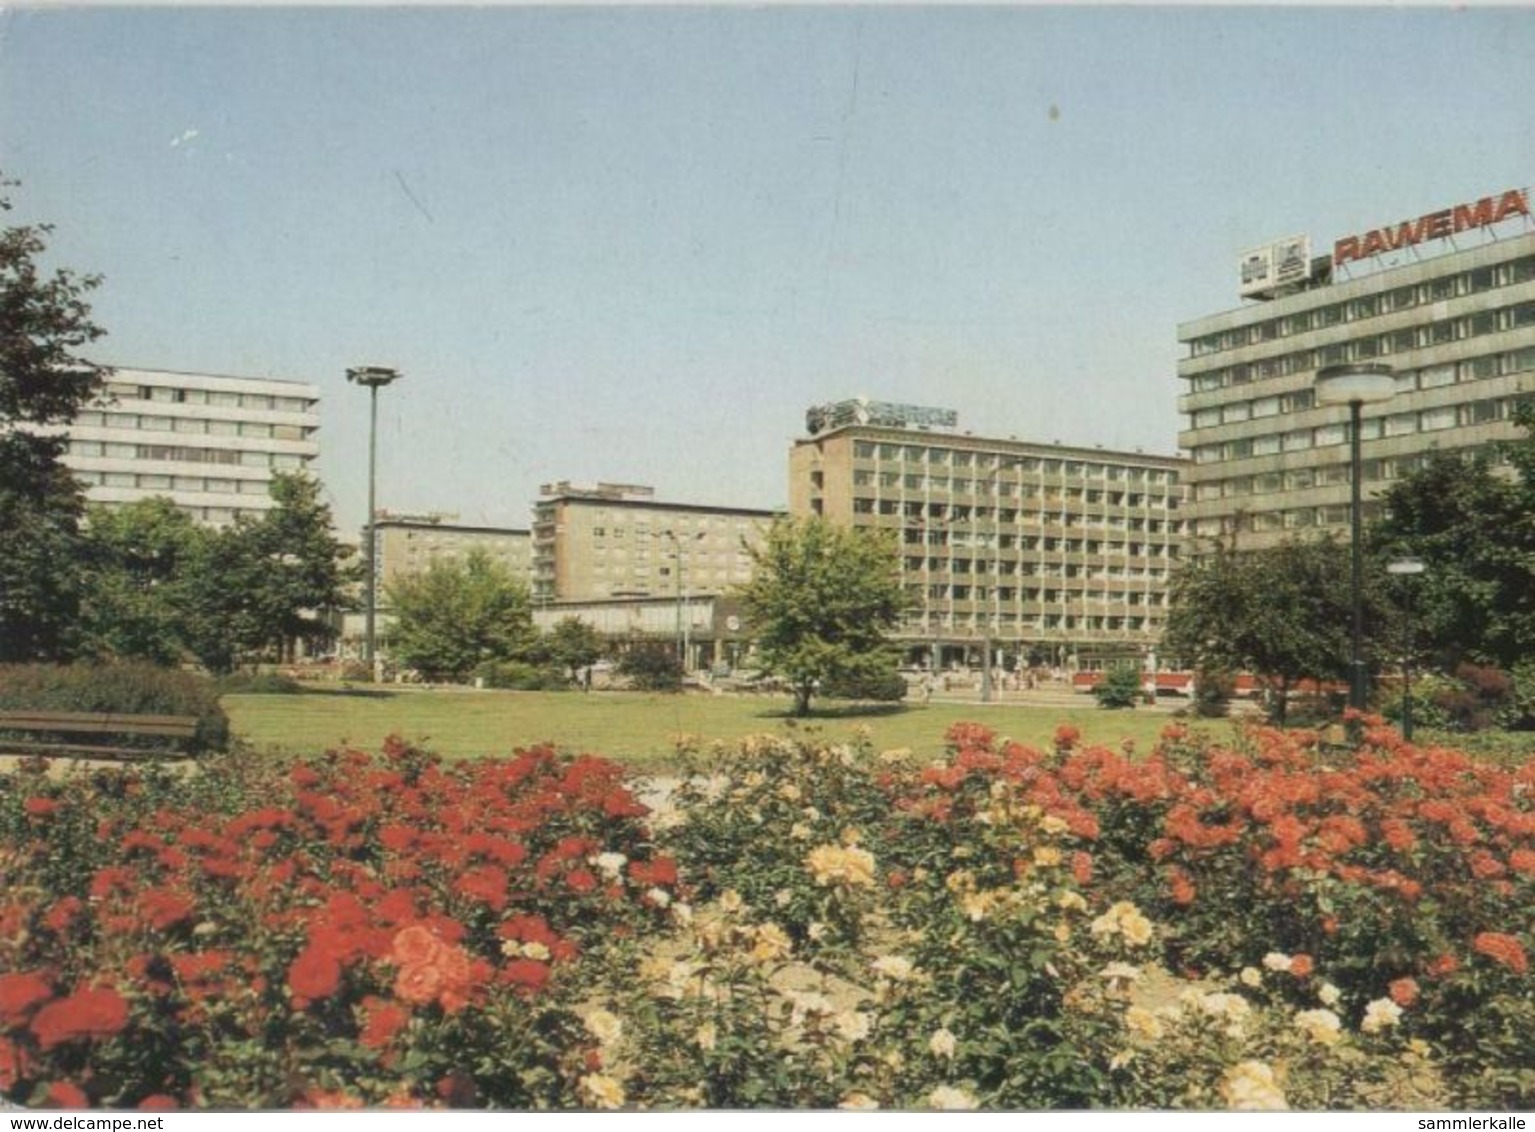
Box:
left=4, top=716, right=1534, bottom=1108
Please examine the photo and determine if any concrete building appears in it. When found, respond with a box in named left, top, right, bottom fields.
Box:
left=789, top=399, right=1187, bottom=672
left=532, top=481, right=777, bottom=605
left=59, top=366, right=321, bottom=526
left=1178, top=186, right=1535, bottom=551
left=372, top=512, right=533, bottom=593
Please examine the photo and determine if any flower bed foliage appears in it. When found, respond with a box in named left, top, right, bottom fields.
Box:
left=3, top=718, right=1534, bottom=1109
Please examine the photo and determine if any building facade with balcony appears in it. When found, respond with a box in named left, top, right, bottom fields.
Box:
left=532, top=482, right=777, bottom=605
left=789, top=399, right=1187, bottom=672
left=1178, top=190, right=1535, bottom=552
left=57, top=366, right=321, bottom=526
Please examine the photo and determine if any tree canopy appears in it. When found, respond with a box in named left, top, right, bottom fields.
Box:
left=76, top=474, right=354, bottom=673
left=735, top=516, right=907, bottom=716
left=1369, top=407, right=1535, bottom=672
left=1164, top=535, right=1368, bottom=724
left=386, top=549, right=536, bottom=682
left=0, top=175, right=109, bottom=661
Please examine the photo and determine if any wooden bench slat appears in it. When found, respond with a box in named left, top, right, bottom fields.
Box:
left=0, top=739, right=188, bottom=760
left=0, top=712, right=198, bottom=738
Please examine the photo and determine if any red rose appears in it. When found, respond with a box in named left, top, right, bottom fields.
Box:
left=47, top=1081, right=89, bottom=1108
left=287, top=945, right=343, bottom=1005
left=30, top=987, right=130, bottom=1050
left=0, top=970, right=53, bottom=1026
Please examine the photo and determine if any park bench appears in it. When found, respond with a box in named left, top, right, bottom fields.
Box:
left=0, top=709, right=200, bottom=760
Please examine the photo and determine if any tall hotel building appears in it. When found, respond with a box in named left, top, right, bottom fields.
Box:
left=789, top=400, right=1186, bottom=670
left=60, top=367, right=321, bottom=526
left=1178, top=186, right=1535, bottom=550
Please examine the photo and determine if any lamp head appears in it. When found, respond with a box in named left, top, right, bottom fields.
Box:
left=1315, top=363, right=1395, bottom=407
left=347, top=365, right=403, bottom=390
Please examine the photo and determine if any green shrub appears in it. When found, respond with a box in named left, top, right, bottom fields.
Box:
left=474, top=660, right=570, bottom=691
left=0, top=661, right=229, bottom=755
left=819, top=667, right=908, bottom=702
left=616, top=642, right=682, bottom=692
left=1091, top=664, right=1143, bottom=710
left=215, top=671, right=305, bottom=696
left=1193, top=665, right=1234, bottom=718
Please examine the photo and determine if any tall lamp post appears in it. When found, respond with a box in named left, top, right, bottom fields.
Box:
left=658, top=530, right=704, bottom=671
left=1387, top=556, right=1426, bottom=739
left=1314, top=362, right=1395, bottom=711
left=346, top=365, right=403, bottom=674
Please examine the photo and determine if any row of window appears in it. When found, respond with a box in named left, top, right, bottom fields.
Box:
left=852, top=497, right=1178, bottom=523
left=912, top=584, right=1168, bottom=605
left=1190, top=501, right=1388, bottom=538
left=1191, top=394, right=1535, bottom=465
left=68, top=441, right=309, bottom=470
left=903, top=556, right=1172, bottom=581
left=103, top=383, right=312, bottom=413
left=901, top=530, right=1178, bottom=556
left=1192, top=445, right=1513, bottom=502
left=847, top=443, right=1177, bottom=483
left=75, top=410, right=313, bottom=441
left=1187, top=355, right=1523, bottom=427
left=1188, top=315, right=1535, bottom=396
left=74, top=469, right=275, bottom=496
left=848, top=473, right=1180, bottom=507
left=1187, top=256, right=1535, bottom=359
left=903, top=611, right=1163, bottom=634
left=894, top=513, right=1181, bottom=538
left=584, top=523, right=763, bottom=540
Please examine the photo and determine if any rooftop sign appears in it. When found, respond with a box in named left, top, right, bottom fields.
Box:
left=1334, top=187, right=1530, bottom=267
left=1239, top=235, right=1311, bottom=298
left=805, top=398, right=958, bottom=435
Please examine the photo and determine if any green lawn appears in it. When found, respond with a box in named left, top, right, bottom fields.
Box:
left=222, top=687, right=1229, bottom=772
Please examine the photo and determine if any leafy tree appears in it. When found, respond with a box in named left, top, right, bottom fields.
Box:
left=0, top=175, right=108, bottom=660
left=163, top=474, right=355, bottom=673
left=735, top=516, right=907, bottom=717
left=541, top=615, right=604, bottom=681
left=225, top=473, right=358, bottom=663
left=386, top=549, right=536, bottom=682
left=79, top=497, right=208, bottom=665
left=1369, top=413, right=1535, bottom=671
left=1164, top=535, right=1367, bottom=725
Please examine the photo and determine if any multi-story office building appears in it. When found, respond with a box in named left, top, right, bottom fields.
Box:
left=58, top=366, right=321, bottom=526
left=1178, top=185, right=1535, bottom=551
left=372, top=512, right=533, bottom=593
left=532, top=482, right=776, bottom=604
left=789, top=399, right=1187, bottom=670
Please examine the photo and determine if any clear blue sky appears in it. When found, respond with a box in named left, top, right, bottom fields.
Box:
left=3, top=5, right=1533, bottom=531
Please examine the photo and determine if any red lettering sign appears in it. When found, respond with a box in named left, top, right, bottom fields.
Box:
left=1334, top=188, right=1530, bottom=266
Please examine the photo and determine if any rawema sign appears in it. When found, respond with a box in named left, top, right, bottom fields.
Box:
left=1333, top=188, right=1530, bottom=266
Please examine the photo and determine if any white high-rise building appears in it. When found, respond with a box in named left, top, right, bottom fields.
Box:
left=59, top=366, right=321, bottom=526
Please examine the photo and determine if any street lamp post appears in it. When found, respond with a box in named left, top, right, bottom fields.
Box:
left=1314, top=362, right=1395, bottom=712
left=1387, top=556, right=1427, bottom=740
left=659, top=530, right=704, bottom=671
left=346, top=365, right=403, bottom=675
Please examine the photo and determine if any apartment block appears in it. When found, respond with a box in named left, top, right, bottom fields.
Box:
left=372, top=512, right=533, bottom=594
left=789, top=399, right=1187, bottom=670
left=532, top=482, right=777, bottom=604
